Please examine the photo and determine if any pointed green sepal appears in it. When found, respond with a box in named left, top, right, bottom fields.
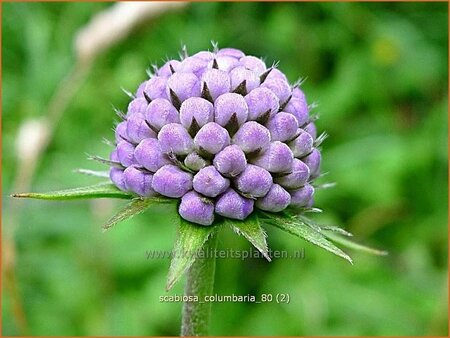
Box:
left=166, top=219, right=218, bottom=291
left=322, top=231, right=388, bottom=256
left=12, top=182, right=133, bottom=200
left=227, top=213, right=271, bottom=261
left=260, top=212, right=353, bottom=264
left=102, top=196, right=175, bottom=232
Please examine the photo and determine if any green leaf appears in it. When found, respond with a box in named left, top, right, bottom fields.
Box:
left=167, top=218, right=218, bottom=291
left=102, top=196, right=174, bottom=232
left=298, top=215, right=353, bottom=237
left=323, top=231, right=388, bottom=256
left=227, top=213, right=270, bottom=261
left=74, top=169, right=110, bottom=178
left=260, top=212, right=353, bottom=264
left=12, top=182, right=133, bottom=200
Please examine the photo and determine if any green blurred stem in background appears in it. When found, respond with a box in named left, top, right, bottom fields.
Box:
left=181, top=234, right=218, bottom=336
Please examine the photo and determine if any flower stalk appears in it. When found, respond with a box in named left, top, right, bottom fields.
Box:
left=181, top=233, right=218, bottom=336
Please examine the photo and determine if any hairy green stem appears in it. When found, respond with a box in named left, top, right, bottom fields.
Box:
left=181, top=233, right=218, bottom=336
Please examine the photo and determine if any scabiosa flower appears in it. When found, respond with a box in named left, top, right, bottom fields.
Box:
left=109, top=46, right=322, bottom=225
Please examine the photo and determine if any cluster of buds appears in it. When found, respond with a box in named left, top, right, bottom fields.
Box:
left=109, top=46, right=323, bottom=225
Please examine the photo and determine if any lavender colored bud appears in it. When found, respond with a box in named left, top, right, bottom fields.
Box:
left=209, top=56, right=239, bottom=72
left=158, top=123, right=194, bottom=155
left=184, top=152, right=209, bottom=171
left=284, top=87, right=309, bottom=126
left=289, top=184, right=315, bottom=208
left=116, top=140, right=136, bottom=167
left=180, top=97, right=214, bottom=131
left=115, top=121, right=128, bottom=142
left=239, top=55, right=266, bottom=74
left=145, top=98, right=180, bottom=131
left=261, top=78, right=292, bottom=105
left=193, top=166, right=230, bottom=197
left=157, top=60, right=181, bottom=77
left=255, top=184, right=291, bottom=212
left=306, top=197, right=314, bottom=208
left=266, top=112, right=299, bottom=142
left=135, top=81, right=147, bottom=98
left=304, top=122, right=317, bottom=140
left=109, top=168, right=127, bottom=191
left=123, top=165, right=155, bottom=197
left=194, top=122, right=230, bottom=155
left=234, top=164, right=273, bottom=197
left=179, top=56, right=208, bottom=78
left=288, top=129, right=314, bottom=158
left=151, top=164, right=193, bottom=198
left=232, top=121, right=271, bottom=154
left=215, top=188, right=254, bottom=220
left=126, top=114, right=156, bottom=144
left=301, top=148, right=321, bottom=178
left=213, top=145, right=247, bottom=177
left=143, top=76, right=168, bottom=101
left=127, top=97, right=148, bottom=116
left=214, top=93, right=248, bottom=128
left=245, top=87, right=279, bottom=121
left=274, top=159, right=310, bottom=189
left=264, top=68, right=288, bottom=83
left=192, top=51, right=215, bottom=61
left=110, top=149, right=119, bottom=162
left=251, top=141, right=294, bottom=173
left=201, top=69, right=231, bottom=101
left=217, top=48, right=245, bottom=59
left=134, top=138, right=171, bottom=172
left=229, top=66, right=260, bottom=93
left=179, top=191, right=215, bottom=226
left=166, top=72, right=201, bottom=103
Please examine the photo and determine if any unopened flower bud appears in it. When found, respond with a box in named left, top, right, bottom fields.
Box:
left=232, top=121, right=270, bottom=154
left=145, top=98, right=180, bottom=131
left=127, top=97, right=148, bottom=116
left=166, top=72, right=201, bottom=106
left=229, top=66, right=260, bottom=94
left=239, top=55, right=266, bottom=74
left=134, top=138, right=171, bottom=172
left=301, top=148, right=321, bottom=178
left=251, top=141, right=294, bottom=173
left=289, top=183, right=315, bottom=208
left=157, top=60, right=181, bottom=78
left=284, top=87, right=308, bottom=126
left=288, top=129, right=314, bottom=158
left=201, top=69, right=231, bottom=101
left=123, top=165, right=155, bottom=197
left=213, top=145, right=247, bottom=177
left=116, top=140, right=135, bottom=167
left=214, top=93, right=248, bottom=131
left=245, top=87, right=279, bottom=122
left=143, top=76, right=168, bottom=101
left=194, top=122, right=230, bottom=155
left=193, top=166, right=230, bottom=197
left=234, top=164, right=273, bottom=197
left=266, top=112, right=299, bottom=142
left=274, top=159, right=310, bottom=189
left=217, top=48, right=245, bottom=59
left=158, top=123, right=194, bottom=155
left=180, top=97, right=214, bottom=133
left=126, top=114, right=156, bottom=144
left=261, top=78, right=292, bottom=106
left=215, top=188, right=254, bottom=220
left=179, top=191, right=215, bottom=226
left=110, top=167, right=127, bottom=191
left=209, top=56, right=239, bottom=72
left=184, top=152, right=209, bottom=171
left=152, top=164, right=193, bottom=198
left=255, top=184, right=291, bottom=212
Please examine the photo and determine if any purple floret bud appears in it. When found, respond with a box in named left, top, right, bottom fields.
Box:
left=251, top=141, right=294, bottom=173
left=289, top=184, right=315, bottom=208
left=194, top=122, right=230, bottom=155
left=229, top=66, right=260, bottom=94
left=255, top=184, right=291, bottom=212
left=110, top=167, right=127, bottom=191
left=304, top=122, right=317, bottom=140
left=214, top=93, right=248, bottom=131
left=239, top=55, right=266, bottom=74
left=213, top=145, right=247, bottom=177
left=143, top=76, right=168, bottom=101
left=179, top=56, right=208, bottom=78
left=284, top=87, right=309, bottom=126
left=201, top=69, right=231, bottom=101
left=192, top=51, right=215, bottom=61
left=264, top=68, right=288, bottom=83
left=231, top=121, right=271, bottom=154
left=158, top=123, right=194, bottom=156
left=274, top=159, right=310, bottom=189
left=145, top=98, right=180, bottom=131
left=166, top=72, right=201, bottom=106
left=261, top=78, right=292, bottom=106
left=266, top=112, right=299, bottom=142
left=180, top=97, right=214, bottom=133
left=115, top=121, right=128, bottom=142
left=193, top=166, right=230, bottom=197
left=288, top=129, right=314, bottom=158
left=184, top=152, right=209, bottom=171
left=215, top=188, right=254, bottom=220
left=217, top=48, right=245, bottom=59
left=116, top=140, right=136, bottom=167
left=134, top=138, right=171, bottom=172
left=234, top=164, right=273, bottom=198
left=127, top=97, right=148, bottom=116
left=209, top=56, right=239, bottom=72
left=151, top=164, right=193, bottom=198
left=157, top=60, right=181, bottom=77
left=301, top=148, right=321, bottom=178
left=179, top=191, right=215, bottom=226
left=126, top=114, right=156, bottom=144
left=123, top=165, right=155, bottom=197
left=245, top=87, right=279, bottom=122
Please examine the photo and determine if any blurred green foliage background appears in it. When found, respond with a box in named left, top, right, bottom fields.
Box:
left=2, top=2, right=448, bottom=336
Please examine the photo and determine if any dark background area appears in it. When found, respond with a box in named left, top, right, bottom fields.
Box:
left=2, top=2, right=448, bottom=336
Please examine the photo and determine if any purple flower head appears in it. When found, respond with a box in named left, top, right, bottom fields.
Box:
left=213, top=145, right=247, bottom=177
left=215, top=188, right=254, bottom=220
left=250, top=141, right=294, bottom=173
left=145, top=98, right=180, bottom=131
left=109, top=46, right=322, bottom=225
left=193, top=166, right=230, bottom=197
left=179, top=191, right=215, bottom=226
left=152, top=164, right=193, bottom=198
left=194, top=122, right=230, bottom=155
left=255, top=184, right=291, bottom=212
left=123, top=165, right=156, bottom=197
